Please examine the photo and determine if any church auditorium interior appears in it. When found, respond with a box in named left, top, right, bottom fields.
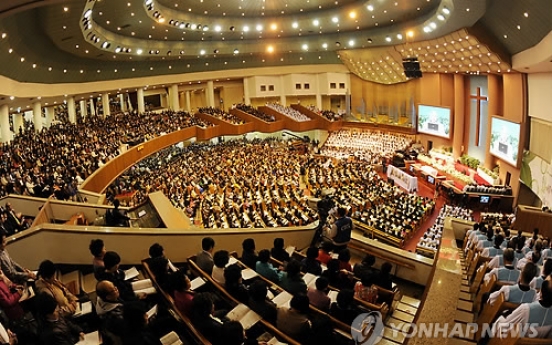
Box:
left=0, top=0, right=551, bottom=344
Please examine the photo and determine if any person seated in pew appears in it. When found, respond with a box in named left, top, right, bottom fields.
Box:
left=354, top=274, right=379, bottom=304
left=121, top=301, right=161, bottom=345
left=484, top=249, right=520, bottom=284
left=277, top=294, right=312, bottom=343
left=89, top=238, right=106, bottom=280
left=281, top=260, right=307, bottom=296
left=241, top=238, right=258, bottom=269
left=35, top=260, right=79, bottom=317
left=337, top=249, right=353, bottom=272
left=353, top=254, right=376, bottom=281
left=248, top=280, right=277, bottom=325
left=96, top=280, right=126, bottom=343
left=488, top=262, right=539, bottom=306
left=531, top=259, right=552, bottom=290
left=488, top=239, right=516, bottom=269
left=0, top=233, right=36, bottom=284
left=97, top=251, right=144, bottom=301
left=492, top=275, right=552, bottom=339
left=221, top=320, right=260, bottom=345
left=147, top=243, right=173, bottom=293
left=0, top=268, right=24, bottom=322
left=476, top=228, right=495, bottom=251
left=317, top=242, right=333, bottom=266
left=308, top=277, right=331, bottom=311
left=372, top=262, right=394, bottom=291
left=190, top=292, right=225, bottom=344
left=517, top=250, right=543, bottom=272
left=321, top=259, right=354, bottom=290
left=256, top=249, right=283, bottom=284
left=224, top=264, right=249, bottom=303
left=513, top=237, right=527, bottom=262
left=329, top=289, right=362, bottom=325
left=481, top=235, right=505, bottom=258
left=271, top=238, right=291, bottom=263
left=35, top=293, right=85, bottom=345
left=170, top=270, right=194, bottom=318
left=301, top=247, right=323, bottom=276
left=196, top=237, right=215, bottom=275
left=212, top=250, right=230, bottom=285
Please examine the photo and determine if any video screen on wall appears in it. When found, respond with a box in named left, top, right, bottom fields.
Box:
left=490, top=117, right=521, bottom=166
left=417, top=105, right=451, bottom=139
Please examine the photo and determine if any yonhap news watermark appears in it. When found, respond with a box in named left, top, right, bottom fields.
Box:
left=351, top=312, right=542, bottom=345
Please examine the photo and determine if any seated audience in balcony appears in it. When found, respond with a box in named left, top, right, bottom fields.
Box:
left=271, top=238, right=291, bottom=263
left=35, top=260, right=79, bottom=317
left=0, top=268, right=24, bottom=321
left=321, top=259, right=353, bottom=290
left=96, top=280, right=125, bottom=343
left=488, top=262, right=538, bottom=306
left=277, top=294, right=311, bottom=342
left=256, top=249, right=283, bottom=284
left=0, top=233, right=36, bottom=284
left=301, top=247, right=323, bottom=276
left=224, top=264, right=249, bottom=303
left=241, top=238, right=258, bottom=269
left=484, top=249, right=520, bottom=284
left=354, top=274, right=379, bottom=304
left=248, top=280, right=277, bottom=325
left=307, top=277, right=331, bottom=311
left=329, top=289, right=361, bottom=325
left=170, top=270, right=194, bottom=318
left=121, top=301, right=160, bottom=345
left=196, top=237, right=215, bottom=274
left=96, top=251, right=139, bottom=301
left=281, top=260, right=307, bottom=296
left=35, top=292, right=84, bottom=345
left=89, top=239, right=106, bottom=280
left=353, top=254, right=376, bottom=280
left=317, top=242, right=333, bottom=265
left=531, top=259, right=552, bottom=290
left=212, top=250, right=230, bottom=284
left=191, top=292, right=224, bottom=344
left=373, top=262, right=394, bottom=291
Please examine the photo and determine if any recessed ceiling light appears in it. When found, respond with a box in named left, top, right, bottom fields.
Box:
left=397, top=33, right=403, bottom=39
left=322, top=43, right=328, bottom=49
left=256, top=24, right=263, bottom=31
left=429, top=22, right=437, bottom=29
left=63, top=7, right=69, bottom=12
left=349, top=11, right=356, bottom=19
left=233, top=48, right=239, bottom=54
left=292, top=22, right=298, bottom=29
left=270, top=23, right=277, bottom=30
left=407, top=30, right=414, bottom=38
left=302, top=44, right=308, bottom=50
left=385, top=36, right=392, bottom=42
left=215, top=25, right=221, bottom=32
left=313, top=19, right=319, bottom=26
left=200, top=49, right=206, bottom=55
left=442, top=8, right=450, bottom=14
left=1, top=33, right=6, bottom=39
left=348, top=40, right=354, bottom=47
left=137, top=49, right=143, bottom=54
left=367, top=5, right=374, bottom=11
left=267, top=45, right=274, bottom=53
left=437, top=14, right=445, bottom=21
left=243, top=25, right=249, bottom=32
left=524, top=12, right=529, bottom=17
left=332, top=17, right=339, bottom=23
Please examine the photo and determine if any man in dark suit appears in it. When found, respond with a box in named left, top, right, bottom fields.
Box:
left=196, top=237, right=215, bottom=274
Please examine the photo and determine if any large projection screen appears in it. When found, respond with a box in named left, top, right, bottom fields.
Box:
left=490, top=117, right=521, bottom=167
left=417, top=104, right=451, bottom=139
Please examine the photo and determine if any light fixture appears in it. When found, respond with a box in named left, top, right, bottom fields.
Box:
left=233, top=48, right=239, bottom=54
left=267, top=45, right=274, bottom=53
left=348, top=40, right=354, bottom=47
left=215, top=25, right=221, bottom=32
left=302, top=44, right=308, bottom=50
left=442, top=7, right=450, bottom=14
left=292, top=22, right=298, bottom=29
left=429, top=22, right=437, bottom=29
left=332, top=17, right=339, bottom=23
left=397, top=33, right=403, bottom=39
left=349, top=11, right=356, bottom=19
left=437, top=14, right=445, bottom=21
left=137, top=49, right=143, bottom=54
left=243, top=25, right=249, bottom=32
left=270, top=23, right=277, bottom=30
left=385, top=36, right=391, bottom=42
left=322, top=43, right=328, bottom=49
left=313, top=19, right=319, bottom=26
left=200, top=50, right=205, bottom=55
left=367, top=5, right=374, bottom=11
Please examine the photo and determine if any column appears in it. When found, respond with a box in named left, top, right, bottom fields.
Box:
left=279, top=75, right=286, bottom=105
left=137, top=88, right=145, bottom=113
left=119, top=94, right=127, bottom=113
left=44, top=106, right=54, bottom=127
left=67, top=97, right=76, bottom=124
left=185, top=91, right=191, bottom=112
left=89, top=99, right=96, bottom=116
left=13, top=113, right=23, bottom=135
left=316, top=74, right=322, bottom=109
left=169, top=84, right=180, bottom=111
left=453, top=74, right=465, bottom=158
left=206, top=81, right=215, bottom=108
left=0, top=105, right=11, bottom=143
left=80, top=100, right=88, bottom=118
left=102, top=94, right=110, bottom=116
left=33, top=101, right=43, bottom=132
left=243, top=78, right=251, bottom=105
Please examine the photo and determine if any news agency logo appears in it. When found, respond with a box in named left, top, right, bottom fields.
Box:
left=351, top=311, right=385, bottom=345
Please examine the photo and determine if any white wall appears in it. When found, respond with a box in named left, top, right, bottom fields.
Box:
left=528, top=73, right=552, bottom=122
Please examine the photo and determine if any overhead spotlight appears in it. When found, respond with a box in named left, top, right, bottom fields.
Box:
left=101, top=42, right=110, bottom=49
left=233, top=48, right=239, bottom=54
left=267, top=45, right=274, bottom=53
left=95, top=37, right=101, bottom=43
left=332, top=17, right=339, bottom=23
left=200, top=49, right=205, bottom=55
left=145, top=0, right=153, bottom=5
left=213, top=49, right=219, bottom=53
left=229, top=26, right=235, bottom=31
left=437, top=14, right=445, bottom=21
left=423, top=26, right=431, bottom=33
left=137, top=49, right=143, bottom=54
left=396, top=33, right=403, bottom=39
left=302, top=43, right=308, bottom=50
left=348, top=40, right=354, bottom=47
left=256, top=24, right=263, bottom=31
left=179, top=23, right=185, bottom=29
left=385, top=36, right=392, bottom=42
left=292, top=22, right=298, bottom=29
left=169, top=20, right=174, bottom=25
left=115, top=46, right=122, bottom=53
left=180, top=50, right=185, bottom=54
left=270, top=23, right=277, bottom=30
left=313, top=19, right=319, bottom=26
left=243, top=25, right=249, bottom=32
left=191, top=23, right=197, bottom=30
left=335, top=41, right=341, bottom=47
left=197, top=24, right=202, bottom=30
left=442, top=7, right=450, bottom=14
left=429, top=22, right=437, bottom=29
left=367, top=5, right=374, bottom=11
left=407, top=30, right=414, bottom=38
left=167, top=50, right=172, bottom=55
left=367, top=38, right=373, bottom=43
left=185, top=23, right=190, bottom=28
left=203, top=25, right=209, bottom=31
left=214, top=25, right=221, bottom=32
left=84, top=9, right=92, bottom=18
left=322, top=43, right=328, bottom=49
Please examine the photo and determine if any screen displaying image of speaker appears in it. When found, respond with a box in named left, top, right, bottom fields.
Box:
left=402, top=57, right=422, bottom=79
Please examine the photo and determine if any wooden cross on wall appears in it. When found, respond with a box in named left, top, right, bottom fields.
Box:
left=469, top=87, right=488, bottom=146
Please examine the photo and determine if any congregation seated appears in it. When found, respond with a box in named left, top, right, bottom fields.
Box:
left=196, top=237, right=215, bottom=274
left=35, top=292, right=84, bottom=345
left=266, top=103, right=311, bottom=122
left=0, top=233, right=36, bottom=284
left=301, top=247, right=323, bottom=276
left=235, top=104, right=275, bottom=122
left=280, top=260, right=307, bottom=296
left=241, top=238, right=258, bottom=269
left=96, top=251, right=139, bottom=301
left=270, top=237, right=291, bottom=263
left=307, top=106, right=342, bottom=121
left=256, top=249, right=283, bottom=283
left=89, top=238, right=106, bottom=279
left=212, top=250, right=230, bottom=284
left=248, top=280, right=277, bottom=324
left=352, top=254, right=376, bottom=280
left=96, top=280, right=126, bottom=342
left=484, top=248, right=520, bottom=284
left=462, top=184, right=512, bottom=195
left=307, top=277, right=331, bottom=311
left=329, top=289, right=362, bottom=325
left=198, top=106, right=246, bottom=125
left=35, top=260, right=79, bottom=317
left=0, top=268, right=25, bottom=322
left=531, top=259, right=552, bottom=290
left=224, top=264, right=249, bottom=303
left=487, top=262, right=538, bottom=305
left=0, top=203, right=33, bottom=235
left=276, top=294, right=311, bottom=343
left=190, top=292, right=225, bottom=344
left=319, top=128, right=413, bottom=164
